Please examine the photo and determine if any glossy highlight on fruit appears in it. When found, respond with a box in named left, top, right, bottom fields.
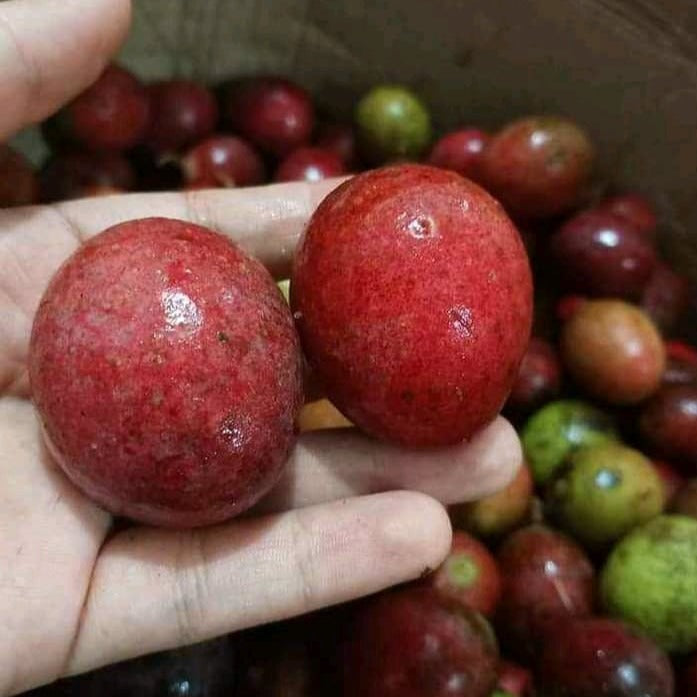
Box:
left=182, top=135, right=265, bottom=188
left=427, top=128, right=490, bottom=180
left=29, top=217, right=303, bottom=527
left=596, top=192, right=657, bottom=242
left=291, top=164, right=533, bottom=447
left=274, top=146, right=345, bottom=183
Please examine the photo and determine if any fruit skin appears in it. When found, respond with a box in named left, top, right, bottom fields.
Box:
left=479, top=116, right=594, bottom=219
left=225, top=77, right=315, bottom=157
left=672, top=479, right=697, bottom=519
left=0, top=145, right=38, bottom=206
left=654, top=460, right=685, bottom=507
left=342, top=586, right=499, bottom=697
left=427, top=128, right=490, bottom=180
left=596, top=192, right=657, bottom=241
left=601, top=515, right=697, bottom=653
left=181, top=135, right=265, bottom=188
left=39, top=151, right=135, bottom=202
left=546, top=442, right=664, bottom=548
left=640, top=261, right=690, bottom=334
left=538, top=617, right=674, bottom=697
left=549, top=209, right=657, bottom=299
left=60, top=65, right=150, bottom=152
left=274, top=146, right=345, bottom=183
left=640, top=386, right=697, bottom=470
left=496, top=525, right=595, bottom=659
left=426, top=531, right=502, bottom=617
left=291, top=164, right=533, bottom=447
left=449, top=462, right=533, bottom=539
left=496, top=660, right=533, bottom=697
left=662, top=342, right=697, bottom=387
left=555, top=294, right=587, bottom=322
left=505, top=337, right=561, bottom=418
left=354, top=85, right=432, bottom=164
left=29, top=217, right=302, bottom=527
left=561, top=300, right=665, bottom=405
left=146, top=80, right=219, bottom=154
left=521, top=399, right=618, bottom=484
left=315, top=123, right=359, bottom=169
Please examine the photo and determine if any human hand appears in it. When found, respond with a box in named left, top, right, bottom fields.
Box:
left=0, top=1, right=522, bottom=694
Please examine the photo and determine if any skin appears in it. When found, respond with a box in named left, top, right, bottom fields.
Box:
left=0, top=2, right=522, bottom=693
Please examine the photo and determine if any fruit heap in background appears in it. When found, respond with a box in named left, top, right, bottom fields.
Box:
left=13, top=67, right=697, bottom=697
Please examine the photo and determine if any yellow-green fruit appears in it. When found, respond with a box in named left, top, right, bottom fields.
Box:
left=601, top=515, right=697, bottom=653
left=547, top=442, right=664, bottom=548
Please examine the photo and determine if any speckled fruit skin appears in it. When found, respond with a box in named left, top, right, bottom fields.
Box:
left=640, top=386, right=697, bottom=470
left=546, top=442, right=664, bottom=548
left=0, top=145, right=38, bottom=206
left=480, top=116, right=594, bottom=219
left=182, top=135, right=265, bottom=188
left=29, top=217, right=302, bottom=527
left=596, top=193, right=657, bottom=242
left=427, top=128, right=490, bottom=181
left=226, top=77, right=315, bottom=157
left=64, top=65, right=150, bottom=152
left=549, top=209, right=657, bottom=299
left=146, top=80, right=219, bottom=154
left=496, top=525, right=595, bottom=659
left=426, top=531, right=502, bottom=617
left=539, top=617, right=674, bottom=697
left=640, top=261, right=690, bottom=334
left=274, top=146, right=345, bottom=183
left=342, top=587, right=499, bottom=697
left=291, top=164, right=532, bottom=447
left=521, top=399, right=618, bottom=484
left=561, top=300, right=665, bottom=405
left=601, top=515, right=697, bottom=654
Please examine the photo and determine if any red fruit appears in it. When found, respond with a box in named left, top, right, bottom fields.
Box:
left=496, top=525, right=595, bottom=658
left=226, top=77, right=315, bottom=157
left=274, top=146, right=345, bottom=183
left=480, top=116, right=594, bottom=219
left=653, top=460, right=686, bottom=506
left=0, top=145, right=38, bottom=206
left=426, top=531, right=502, bottom=616
left=39, top=152, right=135, bottom=202
left=596, top=192, right=657, bottom=242
left=29, top=217, right=302, bottom=527
left=555, top=295, right=587, bottom=322
left=497, top=661, right=533, bottom=697
left=667, top=341, right=697, bottom=365
left=679, top=654, right=697, bottom=697
left=315, top=123, right=359, bottom=169
left=342, top=586, right=499, bottom=697
left=62, top=65, right=150, bottom=151
left=640, top=262, right=690, bottom=333
left=182, top=135, right=265, bottom=188
left=640, top=386, right=697, bottom=470
left=663, top=341, right=697, bottom=387
left=538, top=617, right=674, bottom=697
left=291, top=164, right=532, bottom=447
left=427, top=128, right=490, bottom=180
left=505, top=337, right=561, bottom=417
left=146, top=80, right=219, bottom=154
left=549, top=209, right=657, bottom=299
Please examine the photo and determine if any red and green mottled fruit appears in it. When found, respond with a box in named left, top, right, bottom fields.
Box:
left=479, top=115, right=594, bottom=219
left=342, top=586, right=499, bottom=697
left=29, top=217, right=302, bottom=527
left=291, top=164, right=533, bottom=447
left=539, top=617, right=674, bottom=697
left=425, top=531, right=502, bottom=616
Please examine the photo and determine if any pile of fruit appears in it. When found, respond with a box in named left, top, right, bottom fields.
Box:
left=15, top=66, right=697, bottom=697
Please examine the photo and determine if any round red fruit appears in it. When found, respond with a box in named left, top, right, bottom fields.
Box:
left=595, top=192, right=657, bottom=242
left=274, top=147, right=345, bottom=183
left=182, top=135, right=265, bottom=188
left=427, top=128, right=490, bottom=181
left=315, top=123, right=359, bottom=169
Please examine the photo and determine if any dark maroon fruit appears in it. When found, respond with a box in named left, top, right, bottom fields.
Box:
left=342, top=586, right=499, bottom=697
left=39, top=152, right=135, bottom=202
left=640, top=262, right=690, bottom=334
left=59, top=64, right=150, bottom=152
left=315, top=123, right=359, bottom=169
left=146, top=80, right=219, bottom=153
left=496, top=525, right=595, bottom=659
left=654, top=460, right=686, bottom=506
left=226, top=77, right=315, bottom=157
left=549, top=209, right=657, bottom=299
left=539, top=617, right=674, bottom=697
left=427, top=128, right=490, bottom=180
left=129, top=146, right=183, bottom=192
left=640, top=386, right=697, bottom=470
left=497, top=660, right=533, bottom=696
left=679, top=653, right=697, bottom=696
left=274, top=146, right=345, bottom=183
left=672, top=478, right=697, bottom=519
left=505, top=337, right=561, bottom=417
left=182, top=135, right=265, bottom=188
left=0, top=145, right=38, bottom=207
left=595, top=193, right=657, bottom=242
left=555, top=295, right=587, bottom=322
